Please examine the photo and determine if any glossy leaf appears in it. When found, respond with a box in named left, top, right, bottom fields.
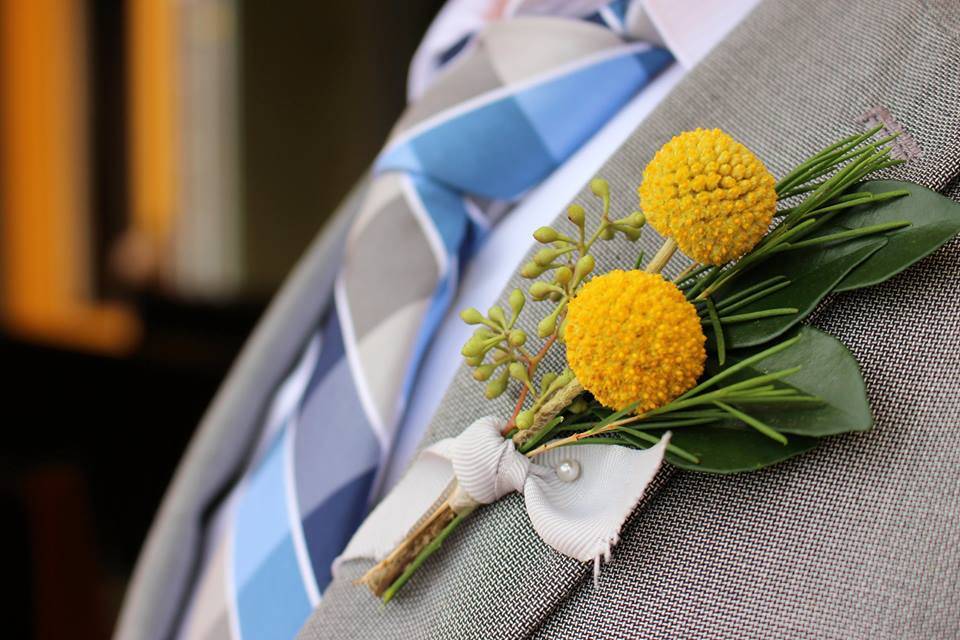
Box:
left=655, top=326, right=870, bottom=473
left=833, top=180, right=960, bottom=291
left=715, top=237, right=884, bottom=349
left=662, top=424, right=818, bottom=474
left=708, top=326, right=872, bottom=437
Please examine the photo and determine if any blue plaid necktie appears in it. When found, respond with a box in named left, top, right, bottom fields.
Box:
left=179, top=5, right=671, bottom=639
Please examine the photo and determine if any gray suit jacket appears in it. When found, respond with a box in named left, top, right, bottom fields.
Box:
left=118, top=0, right=960, bottom=638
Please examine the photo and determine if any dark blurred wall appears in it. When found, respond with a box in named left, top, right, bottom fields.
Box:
left=241, top=1, right=445, bottom=293
left=2, top=1, right=445, bottom=637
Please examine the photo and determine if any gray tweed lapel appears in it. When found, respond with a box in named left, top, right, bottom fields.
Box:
left=301, top=0, right=960, bottom=638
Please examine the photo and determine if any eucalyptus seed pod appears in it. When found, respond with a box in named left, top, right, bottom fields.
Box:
left=572, top=254, right=595, bottom=287
left=508, top=329, right=526, bottom=347
left=473, top=363, right=497, bottom=381
left=619, top=225, right=641, bottom=241
left=544, top=368, right=569, bottom=395
left=508, top=361, right=530, bottom=384
left=533, top=226, right=559, bottom=243
left=521, top=261, right=545, bottom=278
left=548, top=291, right=563, bottom=302
left=625, top=211, right=646, bottom=227
left=464, top=355, right=484, bottom=367
left=600, top=226, right=616, bottom=241
left=460, top=307, right=485, bottom=325
left=473, top=327, right=494, bottom=340
left=529, top=281, right=551, bottom=300
left=554, top=266, right=572, bottom=286
left=567, top=204, right=585, bottom=227
left=539, top=371, right=559, bottom=394
left=515, top=409, right=534, bottom=430
left=590, top=177, right=609, bottom=198
left=533, top=248, right=560, bottom=267
left=537, top=311, right=558, bottom=338
left=485, top=369, right=510, bottom=399
left=508, top=289, right=525, bottom=316
left=461, top=336, right=485, bottom=358
left=488, top=305, right=507, bottom=327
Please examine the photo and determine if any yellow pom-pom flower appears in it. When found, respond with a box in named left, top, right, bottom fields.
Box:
left=638, top=128, right=777, bottom=265
left=565, top=270, right=706, bottom=413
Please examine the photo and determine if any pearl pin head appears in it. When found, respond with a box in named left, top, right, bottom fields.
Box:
left=555, top=459, right=581, bottom=483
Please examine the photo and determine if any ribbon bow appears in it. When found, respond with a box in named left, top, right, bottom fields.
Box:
left=336, top=417, right=669, bottom=579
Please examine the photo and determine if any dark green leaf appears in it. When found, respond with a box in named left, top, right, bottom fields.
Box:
left=648, top=326, right=871, bottom=473
left=717, top=237, right=884, bottom=348
left=832, top=180, right=960, bottom=291
left=659, top=423, right=818, bottom=473
left=708, top=326, right=872, bottom=437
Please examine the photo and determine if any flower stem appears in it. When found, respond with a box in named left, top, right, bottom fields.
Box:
left=381, top=508, right=473, bottom=604
left=645, top=238, right=678, bottom=274
left=503, top=334, right=558, bottom=435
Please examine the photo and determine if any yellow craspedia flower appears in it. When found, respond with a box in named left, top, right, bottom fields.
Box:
left=638, top=128, right=777, bottom=265
left=565, top=270, right=706, bottom=414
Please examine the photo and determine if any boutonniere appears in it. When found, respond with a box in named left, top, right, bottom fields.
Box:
left=336, top=126, right=960, bottom=602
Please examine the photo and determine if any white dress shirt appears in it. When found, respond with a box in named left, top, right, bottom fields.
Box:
left=381, top=0, right=761, bottom=494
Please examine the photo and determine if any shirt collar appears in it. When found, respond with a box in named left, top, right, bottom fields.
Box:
left=629, top=0, right=762, bottom=69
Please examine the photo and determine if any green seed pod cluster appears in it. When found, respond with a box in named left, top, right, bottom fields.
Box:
left=459, top=174, right=643, bottom=412
left=520, top=178, right=646, bottom=337
left=458, top=289, right=529, bottom=399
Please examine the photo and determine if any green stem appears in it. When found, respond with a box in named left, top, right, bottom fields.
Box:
left=715, top=307, right=798, bottom=325
left=381, top=509, right=473, bottom=604
left=780, top=221, right=910, bottom=251
left=625, top=416, right=723, bottom=429
left=678, top=335, right=801, bottom=400
left=775, top=129, right=868, bottom=193
left=713, top=401, right=787, bottom=444
left=685, top=266, right=722, bottom=299
left=616, top=428, right=700, bottom=463
left=706, top=297, right=725, bottom=366
left=776, top=125, right=885, bottom=194
left=645, top=238, right=679, bottom=274
left=719, top=366, right=802, bottom=393
left=799, top=189, right=908, bottom=219
left=713, top=276, right=788, bottom=310
left=715, top=280, right=792, bottom=315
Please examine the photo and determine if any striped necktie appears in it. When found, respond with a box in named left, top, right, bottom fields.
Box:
left=179, top=5, right=671, bottom=639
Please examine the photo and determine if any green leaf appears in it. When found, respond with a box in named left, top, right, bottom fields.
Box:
left=717, top=237, right=884, bottom=348
left=708, top=326, right=872, bottom=437
left=832, top=180, right=960, bottom=291
left=647, top=326, right=870, bottom=473
left=659, top=424, right=818, bottom=473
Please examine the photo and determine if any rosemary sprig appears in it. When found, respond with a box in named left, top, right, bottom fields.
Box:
left=524, top=335, right=816, bottom=458
left=705, top=297, right=726, bottom=365
left=688, top=130, right=908, bottom=300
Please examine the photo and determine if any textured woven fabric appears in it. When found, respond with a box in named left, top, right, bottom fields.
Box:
left=176, top=8, right=673, bottom=639
left=302, top=0, right=960, bottom=638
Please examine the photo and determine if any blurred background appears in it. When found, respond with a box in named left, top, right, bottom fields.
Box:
left=0, top=0, right=444, bottom=636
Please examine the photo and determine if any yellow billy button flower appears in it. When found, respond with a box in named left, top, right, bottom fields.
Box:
left=639, top=128, right=777, bottom=265
left=565, top=270, right=706, bottom=414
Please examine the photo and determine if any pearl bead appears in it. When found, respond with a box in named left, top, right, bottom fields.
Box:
left=555, top=459, right=581, bottom=483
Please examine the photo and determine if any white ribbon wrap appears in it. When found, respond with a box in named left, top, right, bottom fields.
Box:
left=334, top=416, right=669, bottom=578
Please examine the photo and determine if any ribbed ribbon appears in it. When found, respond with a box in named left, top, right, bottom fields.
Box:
left=336, top=417, right=669, bottom=579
